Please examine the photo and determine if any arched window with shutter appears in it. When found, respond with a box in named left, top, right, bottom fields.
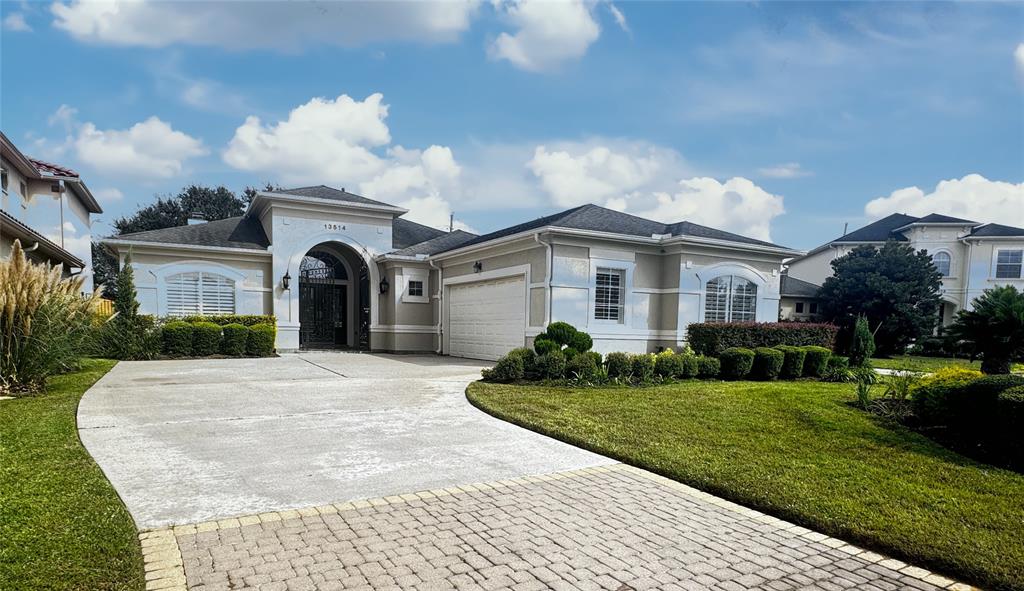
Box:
left=166, top=271, right=236, bottom=316
left=704, top=275, right=757, bottom=322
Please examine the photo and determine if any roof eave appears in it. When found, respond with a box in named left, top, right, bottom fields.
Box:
left=63, top=178, right=103, bottom=214
left=255, top=191, right=409, bottom=216
left=102, top=238, right=271, bottom=256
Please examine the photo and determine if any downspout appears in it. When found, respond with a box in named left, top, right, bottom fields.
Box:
left=428, top=258, right=443, bottom=354
left=534, top=232, right=553, bottom=326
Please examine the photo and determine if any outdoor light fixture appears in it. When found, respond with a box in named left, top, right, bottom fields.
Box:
left=282, top=271, right=291, bottom=290
left=473, top=261, right=483, bottom=273
left=379, top=275, right=390, bottom=294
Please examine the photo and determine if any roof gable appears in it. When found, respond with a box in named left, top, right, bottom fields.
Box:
left=968, top=223, right=1024, bottom=238
left=390, top=230, right=478, bottom=256
left=392, top=217, right=447, bottom=250
left=275, top=185, right=397, bottom=209
left=913, top=213, right=977, bottom=225
left=832, top=213, right=918, bottom=243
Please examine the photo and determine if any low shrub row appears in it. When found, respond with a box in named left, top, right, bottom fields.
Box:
left=162, top=321, right=276, bottom=358
left=717, top=345, right=833, bottom=381
left=174, top=314, right=276, bottom=327
left=687, top=322, right=838, bottom=357
left=482, top=346, right=720, bottom=385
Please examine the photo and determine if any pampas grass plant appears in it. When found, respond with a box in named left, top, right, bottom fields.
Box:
left=1, top=240, right=100, bottom=394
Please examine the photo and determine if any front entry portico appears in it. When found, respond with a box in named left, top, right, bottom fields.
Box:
left=297, top=244, right=371, bottom=350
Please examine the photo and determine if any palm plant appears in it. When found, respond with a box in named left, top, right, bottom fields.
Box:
left=949, top=286, right=1024, bottom=374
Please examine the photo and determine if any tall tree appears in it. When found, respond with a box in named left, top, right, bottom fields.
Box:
left=819, top=241, right=942, bottom=355
left=112, top=196, right=185, bottom=235
left=178, top=184, right=245, bottom=220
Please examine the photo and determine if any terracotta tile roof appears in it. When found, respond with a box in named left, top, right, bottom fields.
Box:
left=27, top=157, right=80, bottom=178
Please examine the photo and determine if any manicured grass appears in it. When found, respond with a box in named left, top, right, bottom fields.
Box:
left=0, top=359, right=144, bottom=591
left=468, top=380, right=1024, bottom=591
left=870, top=355, right=980, bottom=372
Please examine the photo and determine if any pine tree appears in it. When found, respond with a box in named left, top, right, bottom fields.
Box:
left=848, top=315, right=876, bottom=367
left=113, top=252, right=139, bottom=323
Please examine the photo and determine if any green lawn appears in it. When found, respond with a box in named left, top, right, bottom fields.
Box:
left=468, top=380, right=1024, bottom=591
left=870, top=355, right=981, bottom=372
left=0, top=359, right=144, bottom=591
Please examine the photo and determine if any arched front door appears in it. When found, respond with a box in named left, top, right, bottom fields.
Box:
left=299, top=249, right=349, bottom=348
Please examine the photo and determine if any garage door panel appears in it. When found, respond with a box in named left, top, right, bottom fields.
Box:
left=448, top=276, right=526, bottom=360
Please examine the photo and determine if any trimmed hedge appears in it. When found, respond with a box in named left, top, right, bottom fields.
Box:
left=802, top=346, right=832, bottom=378
left=687, top=322, right=837, bottom=357
left=534, top=338, right=558, bottom=356
left=606, top=352, right=631, bottom=380
left=680, top=354, right=699, bottom=379
left=720, top=347, right=755, bottom=380
left=998, top=386, right=1024, bottom=466
left=631, top=354, right=656, bottom=382
left=247, top=324, right=276, bottom=356
left=537, top=350, right=566, bottom=379
left=482, top=352, right=525, bottom=383
left=751, top=347, right=785, bottom=381
left=176, top=314, right=275, bottom=326
left=192, top=322, right=222, bottom=356
left=221, top=323, right=248, bottom=356
left=162, top=321, right=194, bottom=357
left=697, top=356, right=720, bottom=378
left=775, top=345, right=807, bottom=379
left=826, top=355, right=849, bottom=371
left=566, top=352, right=599, bottom=381
left=654, top=351, right=683, bottom=378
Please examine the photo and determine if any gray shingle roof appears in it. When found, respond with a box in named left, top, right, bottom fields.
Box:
left=436, top=204, right=790, bottom=254
left=832, top=213, right=917, bottom=243
left=390, top=230, right=478, bottom=256
left=780, top=275, right=821, bottom=298
left=275, top=185, right=398, bottom=209
left=111, top=216, right=270, bottom=250
left=968, top=223, right=1024, bottom=237
left=392, top=218, right=447, bottom=250
left=913, top=213, right=978, bottom=225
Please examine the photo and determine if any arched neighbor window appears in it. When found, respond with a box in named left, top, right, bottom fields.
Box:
left=705, top=276, right=757, bottom=323
left=932, top=251, right=951, bottom=277
left=166, top=271, right=235, bottom=316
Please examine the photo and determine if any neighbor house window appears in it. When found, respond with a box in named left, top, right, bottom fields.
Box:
left=810, top=302, right=819, bottom=314
left=408, top=280, right=424, bottom=297
left=594, top=267, right=625, bottom=322
left=705, top=276, right=757, bottom=323
left=996, top=249, right=1023, bottom=279
left=795, top=302, right=804, bottom=314
left=166, top=271, right=235, bottom=316
left=932, top=251, right=951, bottom=277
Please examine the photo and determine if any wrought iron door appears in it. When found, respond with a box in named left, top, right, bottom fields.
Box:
left=299, top=280, right=346, bottom=348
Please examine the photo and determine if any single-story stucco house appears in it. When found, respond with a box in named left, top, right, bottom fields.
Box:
left=104, top=185, right=801, bottom=359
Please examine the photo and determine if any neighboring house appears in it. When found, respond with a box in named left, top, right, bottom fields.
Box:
left=786, top=213, right=1024, bottom=326
left=778, top=275, right=823, bottom=322
left=103, top=185, right=801, bottom=358
left=1, top=131, right=102, bottom=290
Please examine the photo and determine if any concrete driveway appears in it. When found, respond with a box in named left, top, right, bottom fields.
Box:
left=79, top=353, right=611, bottom=529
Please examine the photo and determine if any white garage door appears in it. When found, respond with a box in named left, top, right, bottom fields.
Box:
left=447, top=275, right=526, bottom=360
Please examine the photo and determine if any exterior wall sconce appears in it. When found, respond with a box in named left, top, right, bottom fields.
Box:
left=379, top=275, right=390, bottom=294
left=473, top=261, right=483, bottom=273
left=282, top=271, right=291, bottom=290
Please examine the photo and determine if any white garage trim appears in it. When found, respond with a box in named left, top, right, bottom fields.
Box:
left=443, top=265, right=530, bottom=360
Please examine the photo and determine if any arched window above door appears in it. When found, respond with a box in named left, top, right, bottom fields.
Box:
left=705, top=275, right=757, bottom=323
left=300, top=250, right=348, bottom=281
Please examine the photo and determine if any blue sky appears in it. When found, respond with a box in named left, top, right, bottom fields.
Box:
left=2, top=0, right=1022, bottom=249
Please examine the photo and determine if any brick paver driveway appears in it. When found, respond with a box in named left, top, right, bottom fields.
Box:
left=83, top=354, right=970, bottom=591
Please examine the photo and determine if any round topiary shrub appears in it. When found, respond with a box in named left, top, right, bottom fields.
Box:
left=631, top=353, right=656, bottom=382
left=586, top=351, right=602, bottom=368
left=247, top=324, right=276, bottom=356
left=696, top=355, right=720, bottom=379
left=826, top=355, right=849, bottom=371
left=191, top=321, right=222, bottom=357
left=775, top=345, right=807, bottom=379
left=221, top=323, right=248, bottom=356
left=801, top=346, right=832, bottom=378
left=537, top=350, right=567, bottom=380
left=562, top=347, right=580, bottom=360
left=162, top=321, right=194, bottom=357
left=605, top=352, right=631, bottom=380
left=719, top=347, right=755, bottom=380
left=679, top=353, right=699, bottom=379
left=566, top=352, right=599, bottom=381
left=570, top=330, right=593, bottom=353
left=545, top=321, right=578, bottom=347
left=506, top=347, right=537, bottom=379
left=482, top=352, right=525, bottom=382
left=751, top=347, right=785, bottom=381
left=654, top=351, right=679, bottom=378
left=534, top=337, right=559, bottom=356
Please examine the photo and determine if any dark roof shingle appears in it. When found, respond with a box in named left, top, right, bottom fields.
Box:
left=392, top=218, right=447, bottom=250
left=912, top=213, right=978, bottom=225
left=832, top=213, right=917, bottom=243
left=390, top=230, right=478, bottom=256
left=436, top=204, right=791, bottom=254
left=111, top=216, right=270, bottom=250
left=275, top=185, right=398, bottom=209
left=780, top=275, right=821, bottom=298
left=968, top=223, right=1024, bottom=237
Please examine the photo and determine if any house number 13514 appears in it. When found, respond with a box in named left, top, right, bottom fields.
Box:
left=324, top=223, right=346, bottom=231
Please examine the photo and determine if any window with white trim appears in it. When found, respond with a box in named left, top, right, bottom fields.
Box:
left=996, top=249, right=1023, bottom=279
left=408, top=280, right=424, bottom=297
left=401, top=268, right=429, bottom=303
left=704, top=275, right=757, bottom=322
left=166, top=271, right=235, bottom=316
left=594, top=267, right=625, bottom=322
left=932, top=251, right=951, bottom=277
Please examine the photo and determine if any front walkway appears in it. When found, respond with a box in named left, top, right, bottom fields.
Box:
left=142, top=464, right=967, bottom=591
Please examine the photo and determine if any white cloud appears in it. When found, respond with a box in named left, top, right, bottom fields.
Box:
left=489, top=0, right=601, bottom=72
left=864, top=174, right=1024, bottom=228
left=757, top=162, right=812, bottom=179
left=1015, top=43, right=1024, bottom=76
left=223, top=93, right=472, bottom=231
left=608, top=3, right=628, bottom=34
left=74, top=117, right=207, bottom=178
left=94, top=187, right=123, bottom=203
left=3, top=11, right=31, bottom=31
left=50, top=0, right=479, bottom=50
left=47, top=104, right=78, bottom=131
left=526, top=140, right=785, bottom=241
